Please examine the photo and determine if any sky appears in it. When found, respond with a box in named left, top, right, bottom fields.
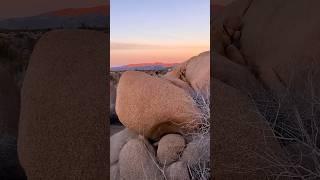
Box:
left=0, top=0, right=106, bottom=19
left=110, top=0, right=210, bottom=67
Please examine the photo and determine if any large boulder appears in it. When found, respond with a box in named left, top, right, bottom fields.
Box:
left=164, top=51, right=210, bottom=97
left=0, top=67, right=20, bottom=137
left=239, top=0, right=320, bottom=97
left=119, top=138, right=164, bottom=180
left=18, top=30, right=108, bottom=179
left=215, top=0, right=320, bottom=147
left=213, top=79, right=284, bottom=179
left=116, top=71, right=200, bottom=140
left=185, top=51, right=210, bottom=96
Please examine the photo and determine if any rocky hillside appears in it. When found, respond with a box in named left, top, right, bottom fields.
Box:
left=213, top=0, right=320, bottom=178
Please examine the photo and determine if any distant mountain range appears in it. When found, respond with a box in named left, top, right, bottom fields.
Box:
left=111, top=63, right=178, bottom=71
left=0, top=5, right=108, bottom=30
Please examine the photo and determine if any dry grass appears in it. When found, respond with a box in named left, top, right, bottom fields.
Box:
left=251, top=87, right=320, bottom=179
left=180, top=89, right=211, bottom=180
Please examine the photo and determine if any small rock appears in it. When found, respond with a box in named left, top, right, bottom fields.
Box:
left=110, top=164, right=120, bottom=180
left=110, top=128, right=138, bottom=165
left=119, top=138, right=164, bottom=180
left=157, top=134, right=186, bottom=166
left=165, top=161, right=190, bottom=180
left=181, top=135, right=210, bottom=166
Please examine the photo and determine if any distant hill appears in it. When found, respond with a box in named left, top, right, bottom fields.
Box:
left=0, top=5, right=108, bottom=30
left=111, top=62, right=178, bottom=71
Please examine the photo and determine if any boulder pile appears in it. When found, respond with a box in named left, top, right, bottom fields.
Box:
left=111, top=51, right=210, bottom=180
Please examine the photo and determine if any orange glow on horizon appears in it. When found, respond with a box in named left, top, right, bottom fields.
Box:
left=111, top=46, right=209, bottom=67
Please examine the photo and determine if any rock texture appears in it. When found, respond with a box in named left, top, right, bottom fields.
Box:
left=119, top=138, right=163, bottom=180
left=157, top=134, right=185, bottom=165
left=116, top=71, right=199, bottom=140
left=18, top=30, right=108, bottom=179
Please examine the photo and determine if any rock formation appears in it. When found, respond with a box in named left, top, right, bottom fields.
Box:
left=116, top=71, right=200, bottom=140
left=111, top=51, right=210, bottom=180
left=212, top=0, right=320, bottom=178
left=18, top=30, right=108, bottom=179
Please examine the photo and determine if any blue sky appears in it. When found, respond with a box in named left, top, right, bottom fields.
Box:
left=110, top=0, right=210, bottom=66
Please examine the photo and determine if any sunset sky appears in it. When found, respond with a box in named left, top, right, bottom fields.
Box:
left=110, top=0, right=210, bottom=67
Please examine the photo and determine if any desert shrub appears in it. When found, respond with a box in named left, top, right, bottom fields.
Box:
left=179, top=89, right=210, bottom=180
left=188, top=90, right=210, bottom=180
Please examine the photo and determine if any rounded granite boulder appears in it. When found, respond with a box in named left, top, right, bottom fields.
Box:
left=116, top=71, right=200, bottom=140
left=18, top=30, right=108, bottom=179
